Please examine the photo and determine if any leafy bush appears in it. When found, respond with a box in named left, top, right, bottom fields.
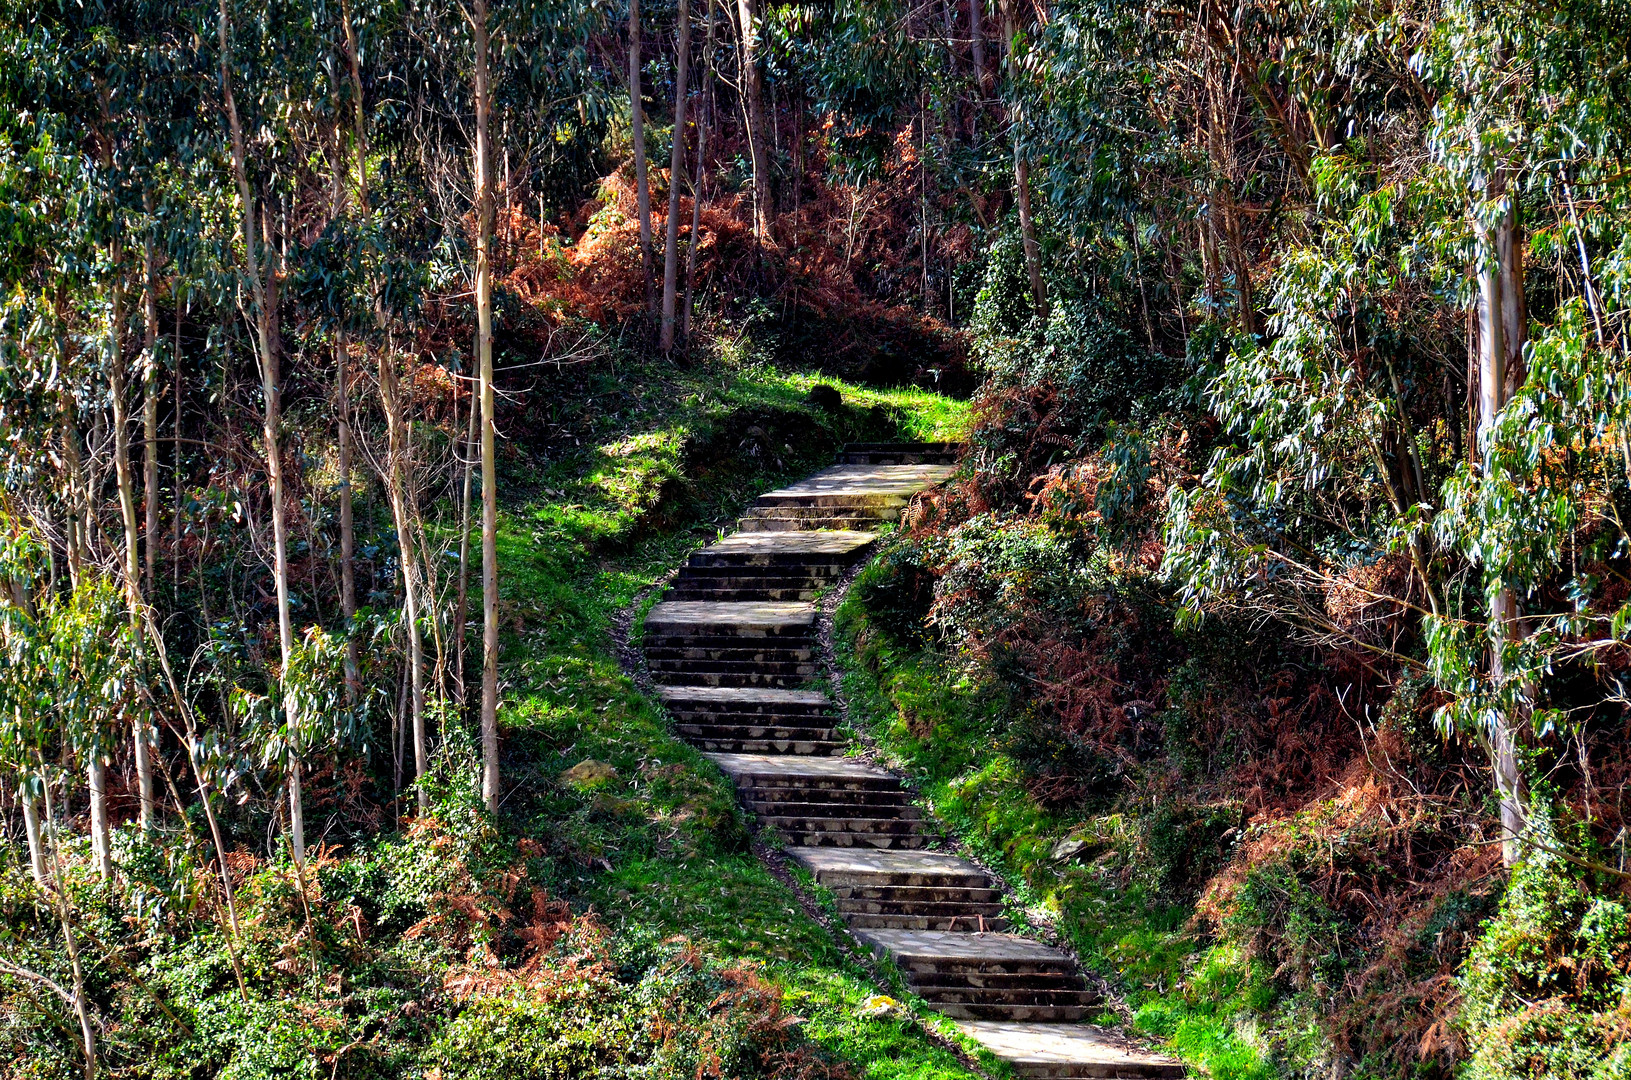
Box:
left=1459, top=849, right=1631, bottom=1080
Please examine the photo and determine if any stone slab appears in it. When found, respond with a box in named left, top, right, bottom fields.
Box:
left=758, top=464, right=955, bottom=500
left=953, top=1021, right=1185, bottom=1077
left=704, top=752, right=892, bottom=781
left=701, top=531, right=879, bottom=556
left=659, top=686, right=832, bottom=708
left=852, top=929, right=1072, bottom=963
left=790, top=847, right=984, bottom=880
left=645, top=601, right=815, bottom=631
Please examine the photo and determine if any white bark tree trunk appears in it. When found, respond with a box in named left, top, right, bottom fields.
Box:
left=1474, top=176, right=1528, bottom=867
left=629, top=0, right=657, bottom=313
left=219, top=0, right=303, bottom=863
left=734, top=0, right=772, bottom=240
left=474, top=0, right=502, bottom=813
left=660, top=0, right=692, bottom=352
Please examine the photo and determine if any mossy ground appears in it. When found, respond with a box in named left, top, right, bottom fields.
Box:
left=480, top=351, right=992, bottom=1077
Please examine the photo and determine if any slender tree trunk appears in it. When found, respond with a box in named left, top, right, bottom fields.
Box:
left=683, top=0, right=717, bottom=342
left=20, top=785, right=47, bottom=886
left=473, top=0, right=502, bottom=813
left=999, top=0, right=1044, bottom=317
left=734, top=0, right=772, bottom=239
left=629, top=0, right=657, bottom=314
left=1473, top=174, right=1528, bottom=867
left=142, top=214, right=160, bottom=595
left=173, top=302, right=183, bottom=597
left=379, top=348, right=428, bottom=811
left=970, top=0, right=988, bottom=96
left=660, top=0, right=692, bottom=352
left=337, top=336, right=358, bottom=699
left=56, top=312, right=88, bottom=591
left=219, top=0, right=303, bottom=863
left=454, top=352, right=478, bottom=704
left=107, top=262, right=157, bottom=834
left=40, top=777, right=96, bottom=1080
left=87, top=757, right=112, bottom=878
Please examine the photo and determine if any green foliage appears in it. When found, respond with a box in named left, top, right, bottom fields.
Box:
left=1459, top=846, right=1631, bottom=1080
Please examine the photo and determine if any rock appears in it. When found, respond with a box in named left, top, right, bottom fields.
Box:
left=1051, top=836, right=1091, bottom=862
left=560, top=759, right=618, bottom=788
left=803, top=384, right=843, bottom=411
left=857, top=994, right=906, bottom=1019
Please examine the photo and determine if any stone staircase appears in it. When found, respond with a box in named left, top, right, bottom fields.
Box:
left=641, top=441, right=1184, bottom=1080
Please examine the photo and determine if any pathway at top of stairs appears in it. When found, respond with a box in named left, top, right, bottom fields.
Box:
left=643, top=442, right=1183, bottom=1080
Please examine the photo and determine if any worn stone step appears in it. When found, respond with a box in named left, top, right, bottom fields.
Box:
left=687, top=531, right=878, bottom=566
left=651, top=670, right=814, bottom=689
left=781, top=831, right=932, bottom=849
left=659, top=686, right=833, bottom=714
left=707, top=753, right=900, bottom=790
left=930, top=1004, right=1092, bottom=1023
left=745, top=800, right=920, bottom=820
left=844, top=913, right=1012, bottom=932
left=840, top=442, right=961, bottom=466
left=666, top=586, right=821, bottom=602
left=831, top=884, right=1004, bottom=903
left=744, top=789, right=909, bottom=811
left=645, top=644, right=816, bottom=660
left=760, top=815, right=926, bottom=836
left=916, top=986, right=1098, bottom=1008
left=644, top=633, right=816, bottom=651
left=739, top=515, right=894, bottom=533
left=647, top=663, right=819, bottom=682
left=752, top=464, right=956, bottom=508
left=836, top=897, right=1004, bottom=918
left=693, top=738, right=846, bottom=755
left=853, top=930, right=1082, bottom=977
left=678, top=723, right=841, bottom=740
left=790, top=847, right=992, bottom=888
left=952, top=1022, right=1186, bottom=1080
left=918, top=971, right=1087, bottom=992
left=643, top=601, right=816, bottom=637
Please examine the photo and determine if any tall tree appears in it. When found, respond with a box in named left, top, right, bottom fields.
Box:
left=734, top=0, right=772, bottom=239
left=217, top=0, right=304, bottom=863
left=999, top=0, right=1043, bottom=316
left=629, top=0, right=657, bottom=313
left=660, top=0, right=692, bottom=352
left=472, top=0, right=502, bottom=812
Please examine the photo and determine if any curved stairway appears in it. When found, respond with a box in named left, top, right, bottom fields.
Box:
left=644, top=443, right=1183, bottom=1079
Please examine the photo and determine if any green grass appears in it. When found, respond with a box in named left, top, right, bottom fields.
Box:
left=482, top=352, right=985, bottom=1077
left=831, top=557, right=1277, bottom=1080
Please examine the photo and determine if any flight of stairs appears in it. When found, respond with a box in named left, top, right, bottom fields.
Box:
left=641, top=441, right=1184, bottom=1079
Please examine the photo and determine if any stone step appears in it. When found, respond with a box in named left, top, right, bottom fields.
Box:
left=743, top=800, right=919, bottom=820
left=759, top=815, right=927, bottom=836
left=687, top=530, right=878, bottom=566
left=951, top=1022, right=1186, bottom=1080
left=643, top=601, right=816, bottom=637
left=643, top=633, right=816, bottom=651
left=665, top=586, right=820, bottom=602
left=645, top=648, right=815, bottom=664
left=740, top=515, right=893, bottom=533
left=706, top=753, right=902, bottom=791
left=659, top=686, right=833, bottom=714
left=843, top=913, right=1012, bottom=932
left=691, top=738, right=847, bottom=756
left=836, top=897, right=1004, bottom=918
left=915, top=986, right=1099, bottom=1008
left=840, top=442, right=961, bottom=466
left=752, top=464, right=956, bottom=508
left=651, top=670, right=814, bottom=689
left=781, top=832, right=932, bottom=849
left=789, top=847, right=992, bottom=888
left=853, top=930, right=1082, bottom=977
left=830, top=884, right=1004, bottom=903
left=645, top=643, right=816, bottom=659
left=647, top=661, right=818, bottom=680
left=930, top=1004, right=1092, bottom=1023
left=915, top=971, right=1087, bottom=992
left=677, top=723, right=841, bottom=741
left=744, top=788, right=910, bottom=810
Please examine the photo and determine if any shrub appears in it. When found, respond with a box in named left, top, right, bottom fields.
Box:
left=1458, top=850, right=1631, bottom=1080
